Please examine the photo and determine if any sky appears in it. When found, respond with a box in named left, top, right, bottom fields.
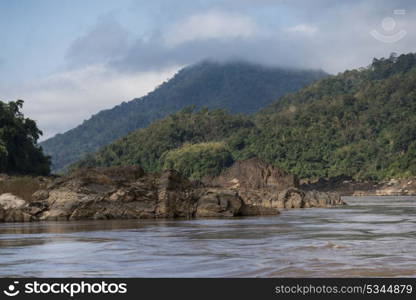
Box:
left=1, top=0, right=415, bottom=140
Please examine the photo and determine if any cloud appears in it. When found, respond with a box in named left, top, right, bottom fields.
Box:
left=164, top=10, right=259, bottom=47
left=65, top=14, right=132, bottom=68
left=285, top=24, right=318, bottom=35
left=2, top=64, right=180, bottom=140
left=68, top=1, right=416, bottom=75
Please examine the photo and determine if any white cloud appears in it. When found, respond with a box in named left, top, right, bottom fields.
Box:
left=285, top=24, right=318, bottom=35
left=164, top=10, right=259, bottom=47
left=2, top=65, right=180, bottom=140
left=65, top=16, right=132, bottom=68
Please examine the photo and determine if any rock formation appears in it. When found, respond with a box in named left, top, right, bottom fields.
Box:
left=212, top=158, right=342, bottom=211
left=211, top=158, right=298, bottom=190
left=0, top=159, right=344, bottom=222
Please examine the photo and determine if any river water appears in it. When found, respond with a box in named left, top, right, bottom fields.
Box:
left=0, top=196, right=415, bottom=277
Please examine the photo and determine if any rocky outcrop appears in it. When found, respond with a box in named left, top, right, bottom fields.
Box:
left=212, top=159, right=343, bottom=210
left=0, top=160, right=344, bottom=222
left=211, top=157, right=298, bottom=190
left=230, top=186, right=343, bottom=211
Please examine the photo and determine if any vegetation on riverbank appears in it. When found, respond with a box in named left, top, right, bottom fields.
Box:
left=0, top=100, right=50, bottom=176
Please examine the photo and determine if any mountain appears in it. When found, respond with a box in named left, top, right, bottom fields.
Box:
left=75, top=53, right=416, bottom=181
left=40, top=61, right=327, bottom=171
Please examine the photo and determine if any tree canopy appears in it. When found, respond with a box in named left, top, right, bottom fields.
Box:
left=0, top=100, right=50, bottom=175
left=162, top=142, right=234, bottom=180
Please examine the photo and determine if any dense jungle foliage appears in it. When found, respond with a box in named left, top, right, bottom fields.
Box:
left=74, top=108, right=253, bottom=178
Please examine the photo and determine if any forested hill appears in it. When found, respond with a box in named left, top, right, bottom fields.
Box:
left=74, top=53, right=416, bottom=181
left=74, top=108, right=255, bottom=179
left=40, top=61, right=326, bottom=172
left=245, top=53, right=416, bottom=180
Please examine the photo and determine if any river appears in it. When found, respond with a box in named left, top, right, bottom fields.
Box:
left=0, top=196, right=415, bottom=277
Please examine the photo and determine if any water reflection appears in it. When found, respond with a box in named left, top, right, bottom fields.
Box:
left=0, top=196, right=415, bottom=277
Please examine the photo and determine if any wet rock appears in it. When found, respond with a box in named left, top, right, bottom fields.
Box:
left=276, top=188, right=305, bottom=209
left=303, top=190, right=344, bottom=208
left=195, top=189, right=243, bottom=217
left=240, top=204, right=279, bottom=216
left=0, top=194, right=33, bottom=222
left=2, top=209, right=32, bottom=222
left=0, top=193, right=27, bottom=210
left=155, top=170, right=195, bottom=218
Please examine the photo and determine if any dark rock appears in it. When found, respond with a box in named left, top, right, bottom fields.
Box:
left=211, top=158, right=298, bottom=191
left=32, top=190, right=49, bottom=201
left=277, top=188, right=305, bottom=209
left=303, top=190, right=344, bottom=207
left=240, top=204, right=279, bottom=216
left=195, top=189, right=244, bottom=217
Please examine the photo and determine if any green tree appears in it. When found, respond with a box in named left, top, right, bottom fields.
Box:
left=0, top=100, right=50, bottom=175
left=162, top=142, right=234, bottom=180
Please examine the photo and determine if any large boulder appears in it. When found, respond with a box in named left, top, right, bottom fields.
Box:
left=0, top=193, right=27, bottom=209
left=38, top=189, right=99, bottom=221
left=276, top=188, right=305, bottom=209
left=195, top=189, right=244, bottom=217
left=212, top=159, right=344, bottom=210
left=303, top=190, right=344, bottom=208
left=212, top=158, right=298, bottom=191
left=0, top=193, right=32, bottom=222
left=37, top=166, right=164, bottom=221
left=155, top=170, right=196, bottom=218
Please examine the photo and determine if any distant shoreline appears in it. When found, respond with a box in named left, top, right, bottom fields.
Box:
left=301, top=178, right=416, bottom=197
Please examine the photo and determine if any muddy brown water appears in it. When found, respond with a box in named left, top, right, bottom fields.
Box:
left=0, top=196, right=415, bottom=277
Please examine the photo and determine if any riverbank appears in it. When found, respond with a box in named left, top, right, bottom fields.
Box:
left=300, top=177, right=416, bottom=196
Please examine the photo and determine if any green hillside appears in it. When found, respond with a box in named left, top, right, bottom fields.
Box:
left=75, top=53, right=416, bottom=181
left=40, top=61, right=326, bottom=172
left=241, top=53, right=416, bottom=180
left=74, top=107, right=254, bottom=177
